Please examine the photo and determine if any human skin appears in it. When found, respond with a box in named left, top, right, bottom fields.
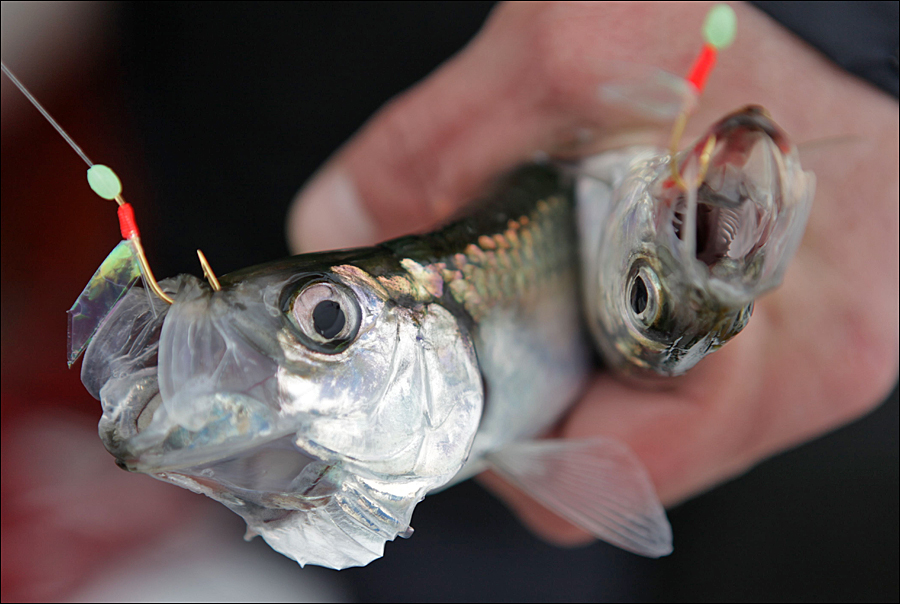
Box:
left=286, top=2, right=899, bottom=544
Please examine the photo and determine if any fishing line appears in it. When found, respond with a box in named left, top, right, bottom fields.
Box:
left=1, top=60, right=222, bottom=306
left=668, top=4, right=737, bottom=191
left=1, top=62, right=94, bottom=167
left=1, top=59, right=232, bottom=362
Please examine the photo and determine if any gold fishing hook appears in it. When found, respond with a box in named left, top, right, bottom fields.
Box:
left=114, top=193, right=174, bottom=305
left=668, top=110, right=716, bottom=192
left=695, top=134, right=716, bottom=184
left=197, top=249, right=222, bottom=291
left=2, top=61, right=177, bottom=306
left=133, top=237, right=174, bottom=304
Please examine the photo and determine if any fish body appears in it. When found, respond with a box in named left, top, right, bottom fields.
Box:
left=82, top=167, right=669, bottom=569
left=79, top=107, right=812, bottom=570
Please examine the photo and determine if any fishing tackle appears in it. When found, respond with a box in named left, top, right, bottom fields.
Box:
left=1, top=61, right=227, bottom=365
left=668, top=2, right=736, bottom=191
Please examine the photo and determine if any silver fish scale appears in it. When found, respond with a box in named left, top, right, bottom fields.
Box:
left=409, top=188, right=594, bottom=480
left=433, top=195, right=576, bottom=322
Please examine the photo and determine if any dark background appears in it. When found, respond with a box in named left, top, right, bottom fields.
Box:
left=2, top=3, right=897, bottom=602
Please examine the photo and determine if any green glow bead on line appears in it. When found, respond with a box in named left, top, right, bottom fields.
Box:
left=87, top=164, right=123, bottom=200
left=703, top=4, right=737, bottom=50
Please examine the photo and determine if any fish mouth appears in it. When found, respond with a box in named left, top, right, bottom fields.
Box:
left=85, top=275, right=321, bottom=495
left=665, top=105, right=814, bottom=305
left=104, top=384, right=287, bottom=473
left=96, top=369, right=162, bottom=466
left=93, top=335, right=329, bottom=505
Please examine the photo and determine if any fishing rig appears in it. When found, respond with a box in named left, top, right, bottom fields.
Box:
left=668, top=3, right=737, bottom=190
left=0, top=4, right=735, bottom=368
left=1, top=62, right=224, bottom=366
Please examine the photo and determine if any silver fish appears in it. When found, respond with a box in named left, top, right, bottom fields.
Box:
left=577, top=106, right=814, bottom=377
left=78, top=107, right=811, bottom=570
left=81, top=167, right=671, bottom=569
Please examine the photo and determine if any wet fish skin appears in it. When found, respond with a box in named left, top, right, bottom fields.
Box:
left=577, top=106, right=814, bottom=378
left=81, top=165, right=617, bottom=569
left=78, top=106, right=812, bottom=570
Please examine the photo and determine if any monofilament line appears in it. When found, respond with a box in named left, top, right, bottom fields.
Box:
left=1, top=61, right=94, bottom=167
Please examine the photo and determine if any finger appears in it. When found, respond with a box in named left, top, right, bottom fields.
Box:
left=286, top=3, right=718, bottom=253
left=477, top=469, right=594, bottom=547
left=479, top=318, right=768, bottom=545
left=287, top=3, right=564, bottom=253
left=486, top=285, right=898, bottom=538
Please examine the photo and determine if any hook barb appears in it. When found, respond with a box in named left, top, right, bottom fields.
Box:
left=197, top=249, right=222, bottom=291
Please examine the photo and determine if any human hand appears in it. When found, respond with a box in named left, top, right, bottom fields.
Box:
left=286, top=2, right=899, bottom=544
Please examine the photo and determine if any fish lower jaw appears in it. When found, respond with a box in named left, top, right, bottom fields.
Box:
left=101, top=384, right=292, bottom=474
left=97, top=378, right=161, bottom=465
left=116, top=424, right=302, bottom=475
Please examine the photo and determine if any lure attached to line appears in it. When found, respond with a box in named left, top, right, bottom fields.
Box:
left=0, top=62, right=225, bottom=366
left=577, top=7, right=813, bottom=377
left=66, top=163, right=173, bottom=366
left=67, top=238, right=141, bottom=366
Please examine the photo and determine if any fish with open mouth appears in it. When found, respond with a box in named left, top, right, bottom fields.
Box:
left=578, top=106, right=814, bottom=377
left=77, top=105, right=812, bottom=569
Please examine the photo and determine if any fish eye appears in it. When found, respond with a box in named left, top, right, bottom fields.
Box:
left=312, top=300, right=345, bottom=339
left=631, top=275, right=648, bottom=315
left=288, top=280, right=361, bottom=353
left=627, top=265, right=661, bottom=327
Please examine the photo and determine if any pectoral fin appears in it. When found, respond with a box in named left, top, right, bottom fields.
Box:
left=487, top=438, right=672, bottom=558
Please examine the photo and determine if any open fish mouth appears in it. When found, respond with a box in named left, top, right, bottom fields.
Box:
left=82, top=277, right=171, bottom=466
left=99, top=379, right=323, bottom=500
left=579, top=105, right=814, bottom=378
left=85, top=274, right=314, bottom=484
left=106, top=385, right=293, bottom=476
left=665, top=105, right=814, bottom=306
left=80, top=263, right=479, bottom=569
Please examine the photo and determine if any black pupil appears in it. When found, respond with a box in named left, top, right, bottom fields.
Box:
left=631, top=276, right=648, bottom=315
left=312, top=300, right=346, bottom=339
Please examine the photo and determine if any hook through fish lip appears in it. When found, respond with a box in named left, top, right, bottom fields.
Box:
left=667, top=108, right=800, bottom=284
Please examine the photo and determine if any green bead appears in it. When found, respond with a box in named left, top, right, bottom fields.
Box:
left=703, top=4, right=737, bottom=50
left=87, top=164, right=122, bottom=200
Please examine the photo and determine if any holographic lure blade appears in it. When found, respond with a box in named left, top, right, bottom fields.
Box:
left=67, top=239, right=141, bottom=367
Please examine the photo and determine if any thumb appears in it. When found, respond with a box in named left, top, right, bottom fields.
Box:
left=286, top=3, right=705, bottom=253
left=287, top=4, right=558, bottom=253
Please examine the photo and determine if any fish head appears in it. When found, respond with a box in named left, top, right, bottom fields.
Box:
left=590, top=106, right=814, bottom=377
left=80, top=252, right=483, bottom=569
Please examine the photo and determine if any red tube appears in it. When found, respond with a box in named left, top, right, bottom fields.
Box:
left=117, top=203, right=140, bottom=239
left=686, top=43, right=718, bottom=93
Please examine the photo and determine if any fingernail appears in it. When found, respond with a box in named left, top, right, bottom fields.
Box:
left=287, top=166, right=377, bottom=253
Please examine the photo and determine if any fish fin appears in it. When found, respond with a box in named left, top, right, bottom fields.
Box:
left=486, top=438, right=673, bottom=558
